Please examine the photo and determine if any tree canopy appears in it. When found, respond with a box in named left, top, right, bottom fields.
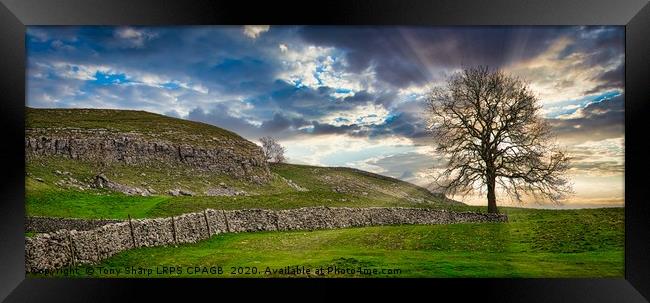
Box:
left=426, top=66, right=572, bottom=213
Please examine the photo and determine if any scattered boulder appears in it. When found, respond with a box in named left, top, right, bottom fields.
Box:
left=94, top=173, right=110, bottom=188
left=281, top=177, right=308, bottom=192
left=179, top=189, right=195, bottom=196
left=93, top=174, right=151, bottom=196
left=54, top=174, right=92, bottom=191
left=205, top=183, right=247, bottom=196
left=168, top=189, right=195, bottom=196
left=332, top=186, right=349, bottom=194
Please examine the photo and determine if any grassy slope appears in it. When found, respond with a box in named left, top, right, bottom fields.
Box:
left=37, top=207, right=623, bottom=278
left=26, top=107, right=246, bottom=148
left=26, top=108, right=463, bottom=219
left=26, top=159, right=466, bottom=220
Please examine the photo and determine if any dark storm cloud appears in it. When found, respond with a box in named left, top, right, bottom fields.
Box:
left=297, top=26, right=574, bottom=87
left=259, top=113, right=311, bottom=133
left=186, top=104, right=262, bottom=139
left=549, top=94, right=624, bottom=143
left=259, top=113, right=292, bottom=133
left=27, top=25, right=625, bottom=149
left=360, top=111, right=430, bottom=139
left=27, top=26, right=286, bottom=101
left=585, top=63, right=624, bottom=94
left=310, top=121, right=361, bottom=135
left=188, top=105, right=315, bottom=140
left=255, top=82, right=338, bottom=117
left=298, top=26, right=624, bottom=97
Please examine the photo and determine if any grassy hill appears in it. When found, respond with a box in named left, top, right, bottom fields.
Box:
left=26, top=107, right=246, bottom=148
left=26, top=107, right=464, bottom=219
left=26, top=159, right=466, bottom=219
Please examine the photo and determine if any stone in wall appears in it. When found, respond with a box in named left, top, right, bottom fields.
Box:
left=205, top=209, right=228, bottom=235
left=173, top=212, right=210, bottom=243
left=94, top=222, right=134, bottom=259
left=401, top=208, right=431, bottom=225
left=70, top=229, right=100, bottom=264
left=277, top=207, right=340, bottom=231
left=25, top=230, right=73, bottom=273
left=132, top=217, right=175, bottom=247
left=224, top=209, right=279, bottom=232
left=25, top=216, right=122, bottom=233
left=366, top=208, right=400, bottom=226
left=327, top=207, right=373, bottom=228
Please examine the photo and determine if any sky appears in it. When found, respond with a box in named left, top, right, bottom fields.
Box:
left=25, top=26, right=625, bottom=208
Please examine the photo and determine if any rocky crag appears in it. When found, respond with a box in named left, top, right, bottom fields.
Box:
left=26, top=108, right=271, bottom=183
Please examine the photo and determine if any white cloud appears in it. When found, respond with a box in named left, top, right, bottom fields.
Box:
left=280, top=134, right=415, bottom=167
left=568, top=137, right=624, bottom=177
left=321, top=102, right=391, bottom=127
left=114, top=27, right=158, bottom=48
left=243, top=25, right=270, bottom=39
left=276, top=44, right=377, bottom=95
left=50, top=62, right=113, bottom=80
left=50, top=40, right=75, bottom=51
left=27, top=28, right=50, bottom=42
left=505, top=36, right=623, bottom=106
left=44, top=61, right=209, bottom=95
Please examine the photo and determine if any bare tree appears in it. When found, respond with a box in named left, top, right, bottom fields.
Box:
left=426, top=66, right=572, bottom=213
left=259, top=136, right=286, bottom=163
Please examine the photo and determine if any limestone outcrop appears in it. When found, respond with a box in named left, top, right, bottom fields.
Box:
left=25, top=128, right=271, bottom=182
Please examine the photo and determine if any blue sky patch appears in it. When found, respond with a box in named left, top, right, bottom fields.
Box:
left=92, top=71, right=130, bottom=86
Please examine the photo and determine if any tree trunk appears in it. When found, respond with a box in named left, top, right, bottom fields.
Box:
left=487, top=174, right=498, bottom=213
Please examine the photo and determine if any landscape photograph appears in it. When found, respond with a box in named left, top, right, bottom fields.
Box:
left=24, top=25, right=624, bottom=278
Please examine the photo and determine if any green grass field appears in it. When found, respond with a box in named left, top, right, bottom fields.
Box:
left=25, top=108, right=624, bottom=278
left=26, top=159, right=471, bottom=220
left=26, top=157, right=624, bottom=278
left=34, top=207, right=623, bottom=278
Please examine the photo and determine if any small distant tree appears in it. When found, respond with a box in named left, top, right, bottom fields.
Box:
left=426, top=66, right=572, bottom=213
left=259, top=136, right=286, bottom=163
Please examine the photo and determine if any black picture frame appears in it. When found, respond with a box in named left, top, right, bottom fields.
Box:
left=0, top=0, right=648, bottom=302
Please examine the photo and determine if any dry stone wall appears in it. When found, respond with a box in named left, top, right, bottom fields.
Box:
left=26, top=216, right=122, bottom=233
left=25, top=207, right=507, bottom=273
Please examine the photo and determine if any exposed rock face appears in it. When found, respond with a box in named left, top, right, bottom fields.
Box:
left=25, top=128, right=270, bottom=182
left=25, top=207, right=508, bottom=273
